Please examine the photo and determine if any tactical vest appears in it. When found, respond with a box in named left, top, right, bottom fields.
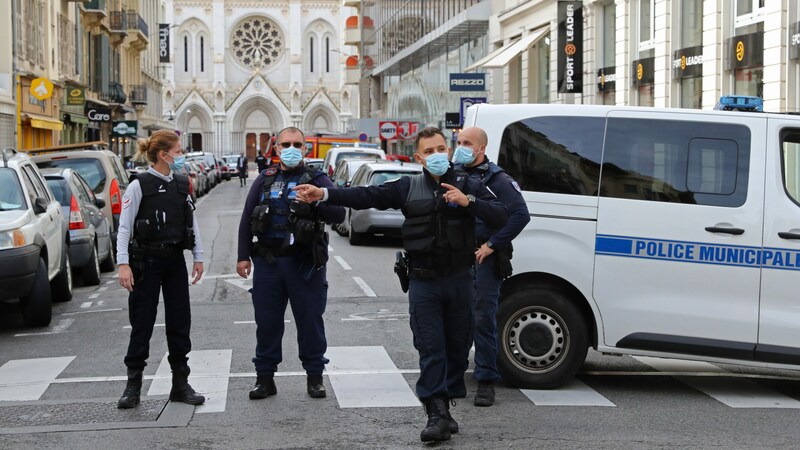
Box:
left=400, top=172, right=476, bottom=274
left=134, top=172, right=192, bottom=246
left=251, top=165, right=319, bottom=247
left=470, top=162, right=505, bottom=242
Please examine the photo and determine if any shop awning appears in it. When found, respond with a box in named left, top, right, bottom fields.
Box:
left=464, top=38, right=520, bottom=72
left=24, top=113, right=63, bottom=131
left=481, top=26, right=549, bottom=69
left=63, top=113, right=89, bottom=125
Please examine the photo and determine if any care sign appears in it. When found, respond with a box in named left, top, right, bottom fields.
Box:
left=449, top=73, right=486, bottom=92
left=557, top=0, right=583, bottom=93
left=85, top=106, right=112, bottom=122
left=112, top=120, right=138, bottom=137
left=379, top=121, right=398, bottom=140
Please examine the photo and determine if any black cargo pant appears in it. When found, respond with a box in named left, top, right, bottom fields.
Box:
left=124, top=250, right=191, bottom=371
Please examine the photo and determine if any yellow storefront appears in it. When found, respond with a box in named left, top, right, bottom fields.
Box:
left=16, top=75, right=63, bottom=150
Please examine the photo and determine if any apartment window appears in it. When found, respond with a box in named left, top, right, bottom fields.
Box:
left=678, top=0, right=703, bottom=109
left=310, top=37, right=315, bottom=73
left=735, top=0, right=766, bottom=27
left=200, top=36, right=205, bottom=72
left=638, top=0, right=655, bottom=51
left=602, top=3, right=616, bottom=66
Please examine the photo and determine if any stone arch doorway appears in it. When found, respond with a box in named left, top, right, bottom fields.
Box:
left=244, top=109, right=272, bottom=161
left=230, top=97, right=284, bottom=162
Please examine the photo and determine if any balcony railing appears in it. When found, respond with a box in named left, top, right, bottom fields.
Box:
left=101, top=82, right=127, bottom=104
left=109, top=10, right=126, bottom=31
left=129, top=85, right=147, bottom=105
left=126, top=11, right=148, bottom=37
left=83, top=0, right=106, bottom=11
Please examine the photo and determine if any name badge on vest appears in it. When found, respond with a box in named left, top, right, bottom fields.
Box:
left=270, top=181, right=284, bottom=199
left=287, top=182, right=297, bottom=200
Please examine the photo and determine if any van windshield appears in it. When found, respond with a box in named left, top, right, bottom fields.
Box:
left=36, top=158, right=106, bottom=193
left=0, top=169, right=26, bottom=211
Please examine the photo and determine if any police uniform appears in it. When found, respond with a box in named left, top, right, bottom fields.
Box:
left=460, top=158, right=530, bottom=400
left=237, top=163, right=344, bottom=390
left=116, top=166, right=205, bottom=408
left=318, top=164, right=508, bottom=439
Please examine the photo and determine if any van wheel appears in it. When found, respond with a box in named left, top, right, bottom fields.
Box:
left=497, top=286, right=589, bottom=389
left=348, top=216, right=364, bottom=245
left=51, top=246, right=73, bottom=302
left=82, top=244, right=102, bottom=286
left=21, top=258, right=52, bottom=327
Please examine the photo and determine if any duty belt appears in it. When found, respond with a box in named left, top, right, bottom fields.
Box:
left=136, top=243, right=183, bottom=258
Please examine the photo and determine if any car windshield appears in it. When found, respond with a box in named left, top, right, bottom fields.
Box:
left=335, top=152, right=381, bottom=166
left=44, top=177, right=71, bottom=205
left=0, top=169, right=26, bottom=211
left=223, top=156, right=239, bottom=164
left=369, top=171, right=417, bottom=186
left=36, top=158, right=106, bottom=193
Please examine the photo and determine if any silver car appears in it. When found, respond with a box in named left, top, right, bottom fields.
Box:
left=336, top=161, right=422, bottom=245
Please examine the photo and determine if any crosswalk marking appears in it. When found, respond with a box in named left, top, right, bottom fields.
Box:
left=0, top=356, right=75, bottom=401
left=148, top=350, right=233, bottom=414
left=352, top=277, right=377, bottom=297
left=634, top=356, right=800, bottom=408
left=521, top=379, right=616, bottom=406
left=14, top=318, right=75, bottom=337
left=325, top=346, right=420, bottom=408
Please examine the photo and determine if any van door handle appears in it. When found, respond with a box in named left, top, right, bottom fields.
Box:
left=705, top=226, right=744, bottom=235
left=778, top=231, right=800, bottom=240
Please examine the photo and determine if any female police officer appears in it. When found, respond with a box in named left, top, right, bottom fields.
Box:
left=116, top=130, right=205, bottom=409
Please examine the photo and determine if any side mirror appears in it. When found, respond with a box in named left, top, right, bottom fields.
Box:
left=95, top=198, right=106, bottom=209
left=33, top=197, right=48, bottom=215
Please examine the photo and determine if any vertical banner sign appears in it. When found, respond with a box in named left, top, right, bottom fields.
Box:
left=557, top=1, right=583, bottom=93
left=159, top=24, right=171, bottom=63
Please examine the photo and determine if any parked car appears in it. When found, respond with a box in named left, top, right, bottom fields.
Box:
left=336, top=161, right=423, bottom=245
left=222, top=154, right=240, bottom=177
left=42, top=168, right=115, bottom=285
left=188, top=162, right=209, bottom=196
left=322, top=146, right=386, bottom=177
left=31, top=144, right=129, bottom=249
left=331, top=158, right=375, bottom=188
left=304, top=158, right=324, bottom=172
left=217, top=159, right=231, bottom=181
left=0, top=149, right=72, bottom=327
left=187, top=151, right=221, bottom=184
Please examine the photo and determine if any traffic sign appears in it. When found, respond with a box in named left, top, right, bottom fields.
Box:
left=359, top=132, right=368, bottom=142
left=379, top=121, right=397, bottom=141
left=30, top=77, right=54, bottom=101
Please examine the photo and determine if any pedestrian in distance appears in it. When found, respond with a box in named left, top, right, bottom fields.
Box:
left=237, top=152, right=248, bottom=187
left=236, top=126, right=345, bottom=400
left=453, top=126, right=530, bottom=407
left=256, top=150, right=268, bottom=173
left=116, top=130, right=206, bottom=409
left=294, top=126, right=508, bottom=443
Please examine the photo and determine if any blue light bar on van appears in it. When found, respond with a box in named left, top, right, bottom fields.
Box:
left=714, top=95, right=763, bottom=112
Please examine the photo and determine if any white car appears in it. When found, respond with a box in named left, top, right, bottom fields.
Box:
left=322, top=146, right=386, bottom=177
left=466, top=100, right=800, bottom=388
left=0, top=149, right=73, bottom=327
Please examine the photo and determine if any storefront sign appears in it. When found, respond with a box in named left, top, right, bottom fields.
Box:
left=66, top=87, right=85, bottom=106
left=597, top=66, right=616, bottom=92
left=445, top=113, right=461, bottom=129
left=460, top=97, right=487, bottom=123
left=159, top=24, right=171, bottom=63
left=672, top=46, right=704, bottom=79
left=791, top=22, right=800, bottom=60
left=557, top=0, right=583, bottom=93
left=112, top=120, right=138, bottom=137
left=449, top=73, right=486, bottom=92
left=379, top=121, right=397, bottom=140
left=397, top=122, right=419, bottom=139
left=30, top=77, right=54, bottom=101
left=632, top=57, right=655, bottom=86
left=85, top=106, right=112, bottom=122
left=727, top=32, right=763, bottom=69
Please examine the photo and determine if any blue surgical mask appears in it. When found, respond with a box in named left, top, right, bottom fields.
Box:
left=452, top=146, right=476, bottom=165
left=425, top=152, right=450, bottom=176
left=168, top=154, right=186, bottom=172
left=280, top=147, right=303, bottom=168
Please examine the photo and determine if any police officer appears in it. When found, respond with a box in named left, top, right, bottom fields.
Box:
left=453, top=126, right=530, bottom=407
left=256, top=150, right=268, bottom=173
left=236, top=126, right=345, bottom=400
left=295, top=127, right=508, bottom=442
left=117, top=130, right=205, bottom=409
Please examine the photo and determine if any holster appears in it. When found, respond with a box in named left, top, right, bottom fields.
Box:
left=128, top=241, right=146, bottom=284
left=394, top=251, right=410, bottom=293
left=311, top=230, right=329, bottom=268
left=494, top=243, right=514, bottom=280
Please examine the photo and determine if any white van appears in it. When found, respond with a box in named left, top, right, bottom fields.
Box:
left=465, top=103, right=800, bottom=388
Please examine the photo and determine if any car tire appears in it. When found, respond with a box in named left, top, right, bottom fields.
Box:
left=51, top=244, right=73, bottom=303
left=82, top=244, right=102, bottom=286
left=100, top=239, right=116, bottom=272
left=496, top=286, right=589, bottom=389
left=348, top=216, right=365, bottom=245
left=21, top=258, right=52, bottom=327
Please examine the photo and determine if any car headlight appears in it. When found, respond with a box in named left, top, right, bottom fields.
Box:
left=0, top=229, right=26, bottom=250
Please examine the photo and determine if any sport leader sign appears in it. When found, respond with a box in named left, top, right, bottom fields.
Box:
left=557, top=0, right=583, bottom=94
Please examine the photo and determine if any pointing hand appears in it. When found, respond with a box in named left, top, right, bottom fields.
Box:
left=440, top=183, right=468, bottom=207
left=293, top=184, right=324, bottom=203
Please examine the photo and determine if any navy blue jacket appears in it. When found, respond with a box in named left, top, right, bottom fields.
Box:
left=326, top=165, right=508, bottom=231
left=461, top=157, right=530, bottom=248
left=238, top=164, right=345, bottom=261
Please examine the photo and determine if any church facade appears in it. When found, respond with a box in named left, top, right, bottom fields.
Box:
left=164, top=0, right=357, bottom=158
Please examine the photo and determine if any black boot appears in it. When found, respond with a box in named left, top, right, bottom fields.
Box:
left=117, top=368, right=143, bottom=409
left=307, top=374, right=326, bottom=398
left=249, top=375, right=277, bottom=399
left=474, top=380, right=495, bottom=407
left=420, top=398, right=451, bottom=442
left=445, top=399, right=459, bottom=434
left=169, top=367, right=205, bottom=405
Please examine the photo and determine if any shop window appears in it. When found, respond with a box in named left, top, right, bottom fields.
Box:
left=680, top=77, right=702, bottom=109
left=527, top=34, right=550, bottom=103
left=637, top=84, right=654, bottom=107
left=734, top=67, right=763, bottom=98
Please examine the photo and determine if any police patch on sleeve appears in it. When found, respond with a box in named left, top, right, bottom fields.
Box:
left=122, top=195, right=132, bottom=209
left=511, top=181, right=522, bottom=193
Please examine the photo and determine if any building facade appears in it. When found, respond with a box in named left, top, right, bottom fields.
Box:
left=163, top=0, right=359, bottom=159
left=0, top=1, right=15, bottom=150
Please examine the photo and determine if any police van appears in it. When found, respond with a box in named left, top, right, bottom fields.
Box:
left=464, top=100, right=800, bottom=388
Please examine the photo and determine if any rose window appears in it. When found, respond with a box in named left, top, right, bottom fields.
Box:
left=231, top=17, right=284, bottom=69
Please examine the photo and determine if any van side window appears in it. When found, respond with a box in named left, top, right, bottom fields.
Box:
left=601, top=118, right=750, bottom=207
left=499, top=116, right=604, bottom=195
left=781, top=130, right=800, bottom=205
